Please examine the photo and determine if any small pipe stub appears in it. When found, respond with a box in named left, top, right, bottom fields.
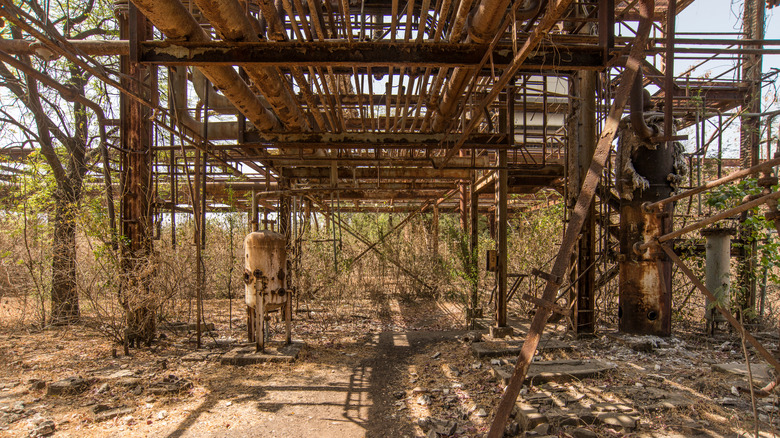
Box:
left=641, top=201, right=656, bottom=213
left=632, top=241, right=647, bottom=256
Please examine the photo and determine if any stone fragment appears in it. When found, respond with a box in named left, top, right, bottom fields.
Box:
left=443, top=364, right=460, bottom=378
left=596, top=412, right=638, bottom=430
left=431, top=418, right=457, bottom=435
left=107, top=370, right=135, bottom=379
left=46, top=377, right=90, bottom=396
left=590, top=402, right=633, bottom=412
left=712, top=363, right=772, bottom=384
left=416, top=395, right=431, bottom=406
left=461, top=331, right=482, bottom=343
left=571, top=427, right=598, bottom=438
left=92, top=405, right=135, bottom=422
left=547, top=410, right=580, bottom=427
left=28, top=380, right=46, bottom=391
left=29, top=419, right=55, bottom=437
left=474, top=408, right=488, bottom=417
left=530, top=423, right=550, bottom=435
left=515, top=403, right=547, bottom=430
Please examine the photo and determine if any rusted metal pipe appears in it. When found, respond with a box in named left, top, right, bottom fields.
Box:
left=129, top=0, right=281, bottom=131
left=630, top=69, right=656, bottom=140
left=191, top=68, right=241, bottom=115
left=0, top=37, right=130, bottom=55
left=702, top=227, right=733, bottom=327
left=642, top=156, right=780, bottom=212
left=191, top=0, right=309, bottom=131
left=637, top=189, right=780, bottom=252
left=432, top=0, right=542, bottom=131
left=169, top=67, right=241, bottom=140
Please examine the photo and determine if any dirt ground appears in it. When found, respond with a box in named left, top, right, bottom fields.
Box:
left=1, top=296, right=780, bottom=437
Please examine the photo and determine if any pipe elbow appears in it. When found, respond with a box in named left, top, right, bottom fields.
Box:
left=630, top=70, right=655, bottom=141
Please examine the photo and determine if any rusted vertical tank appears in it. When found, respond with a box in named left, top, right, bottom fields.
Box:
left=243, top=230, right=291, bottom=351
left=616, top=79, right=686, bottom=336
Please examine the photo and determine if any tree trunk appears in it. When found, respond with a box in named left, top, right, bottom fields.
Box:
left=50, top=188, right=79, bottom=324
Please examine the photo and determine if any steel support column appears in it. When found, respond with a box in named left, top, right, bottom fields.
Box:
left=492, top=91, right=510, bottom=336
left=432, top=204, right=439, bottom=259
left=120, top=5, right=156, bottom=348
left=469, top=173, right=480, bottom=328
left=737, top=0, right=764, bottom=312
left=573, top=70, right=597, bottom=335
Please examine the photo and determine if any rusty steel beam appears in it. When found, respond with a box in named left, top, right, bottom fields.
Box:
left=0, top=37, right=130, bottom=55
left=280, top=167, right=472, bottom=180
left=138, top=40, right=604, bottom=69
left=486, top=0, right=654, bottom=435
left=242, top=131, right=506, bottom=145
left=206, top=181, right=457, bottom=191
left=236, top=156, right=489, bottom=168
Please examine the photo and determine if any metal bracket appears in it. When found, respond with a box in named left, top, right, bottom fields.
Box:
left=521, top=293, right=570, bottom=317
left=530, top=268, right=561, bottom=287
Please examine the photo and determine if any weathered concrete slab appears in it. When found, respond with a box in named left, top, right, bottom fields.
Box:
left=515, top=403, right=548, bottom=430
left=615, top=386, right=692, bottom=411
left=471, top=339, right=573, bottom=358
left=712, top=362, right=773, bottom=384
left=220, top=342, right=303, bottom=365
left=492, top=359, right=615, bottom=385
left=181, top=351, right=224, bottom=362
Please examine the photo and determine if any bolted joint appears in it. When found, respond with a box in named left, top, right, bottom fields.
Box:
left=253, top=268, right=264, bottom=279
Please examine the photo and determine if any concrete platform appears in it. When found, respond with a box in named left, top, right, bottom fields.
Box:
left=490, top=359, right=616, bottom=385
left=471, top=338, right=573, bottom=358
left=220, top=342, right=304, bottom=365
left=712, top=362, right=773, bottom=385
